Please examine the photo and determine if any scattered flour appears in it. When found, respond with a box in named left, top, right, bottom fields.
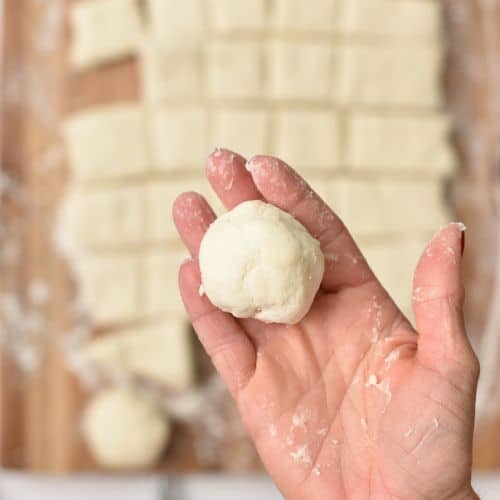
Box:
left=365, top=374, right=392, bottom=405
left=368, top=295, right=384, bottom=342
left=365, top=374, right=378, bottom=387
left=412, top=287, right=424, bottom=303
left=404, top=426, right=415, bottom=438
left=292, top=412, right=307, bottom=430
left=290, top=444, right=312, bottom=466
left=324, top=251, right=339, bottom=263
left=384, top=349, right=401, bottom=367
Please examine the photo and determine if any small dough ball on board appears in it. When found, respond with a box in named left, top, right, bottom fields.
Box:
left=199, top=200, right=324, bottom=324
left=82, top=387, right=171, bottom=469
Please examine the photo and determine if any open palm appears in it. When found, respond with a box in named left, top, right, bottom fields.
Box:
left=173, top=150, right=479, bottom=500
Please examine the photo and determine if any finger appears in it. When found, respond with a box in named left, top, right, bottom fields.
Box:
left=246, top=155, right=375, bottom=292
left=413, top=223, right=479, bottom=388
left=206, top=148, right=263, bottom=209
left=172, top=191, right=216, bottom=256
left=179, top=259, right=256, bottom=397
left=173, top=190, right=266, bottom=342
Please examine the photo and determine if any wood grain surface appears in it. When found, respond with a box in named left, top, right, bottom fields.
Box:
left=0, top=0, right=260, bottom=473
left=1, top=0, right=499, bottom=473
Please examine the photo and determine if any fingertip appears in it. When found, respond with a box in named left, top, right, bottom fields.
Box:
left=206, top=148, right=263, bottom=209
left=172, top=191, right=200, bottom=221
left=437, top=222, right=466, bottom=244
left=206, top=147, right=245, bottom=179
left=245, top=154, right=267, bottom=172
left=413, top=225, right=470, bottom=375
left=412, top=222, right=466, bottom=330
left=418, top=222, right=465, bottom=271
left=173, top=192, right=216, bottom=256
left=245, top=154, right=287, bottom=177
left=245, top=155, right=307, bottom=204
left=172, top=191, right=215, bottom=229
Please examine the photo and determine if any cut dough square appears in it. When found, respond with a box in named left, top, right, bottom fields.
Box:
left=338, top=45, right=442, bottom=107
left=64, top=105, right=150, bottom=181
left=146, top=178, right=223, bottom=242
left=146, top=180, right=191, bottom=241
left=269, top=42, right=335, bottom=100
left=273, top=0, right=338, bottom=31
left=70, top=0, right=143, bottom=69
left=346, top=113, right=454, bottom=172
left=211, top=109, right=269, bottom=158
left=83, top=319, right=195, bottom=390
left=66, top=185, right=148, bottom=248
left=81, top=254, right=143, bottom=324
left=274, top=110, right=340, bottom=169
left=208, top=0, right=267, bottom=30
left=206, top=41, right=263, bottom=98
left=146, top=0, right=204, bottom=47
left=145, top=249, right=188, bottom=316
left=338, top=0, right=441, bottom=39
left=333, top=179, right=449, bottom=237
left=149, top=107, right=207, bottom=170
left=140, top=42, right=201, bottom=101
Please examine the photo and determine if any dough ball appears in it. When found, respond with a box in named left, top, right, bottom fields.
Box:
left=82, top=387, right=170, bottom=469
left=199, top=200, right=324, bottom=324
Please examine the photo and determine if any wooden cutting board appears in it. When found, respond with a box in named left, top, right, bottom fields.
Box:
left=1, top=0, right=499, bottom=473
left=0, top=0, right=260, bottom=474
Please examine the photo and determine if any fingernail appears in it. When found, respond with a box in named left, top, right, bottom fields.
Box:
left=452, top=222, right=467, bottom=256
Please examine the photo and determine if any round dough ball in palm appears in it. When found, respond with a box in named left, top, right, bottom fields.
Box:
left=199, top=200, right=325, bottom=324
left=82, top=387, right=170, bottom=469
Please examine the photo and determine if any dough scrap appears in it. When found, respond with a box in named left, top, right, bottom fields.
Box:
left=140, top=41, right=201, bottom=101
left=80, top=254, right=141, bottom=324
left=83, top=319, right=194, bottom=391
left=70, top=0, right=143, bottom=70
left=82, top=387, right=170, bottom=469
left=64, top=105, right=150, bottom=180
left=199, top=200, right=324, bottom=324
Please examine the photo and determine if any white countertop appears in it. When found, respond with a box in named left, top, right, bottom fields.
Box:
left=0, top=471, right=499, bottom=499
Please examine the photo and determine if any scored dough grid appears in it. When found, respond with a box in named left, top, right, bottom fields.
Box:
left=63, top=0, right=453, bottom=457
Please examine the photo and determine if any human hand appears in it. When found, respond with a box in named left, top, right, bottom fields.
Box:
left=173, top=149, right=479, bottom=500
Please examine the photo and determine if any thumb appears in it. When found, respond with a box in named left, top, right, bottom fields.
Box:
left=413, top=223, right=478, bottom=383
